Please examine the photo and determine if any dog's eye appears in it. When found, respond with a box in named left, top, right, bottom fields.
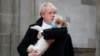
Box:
left=55, top=20, right=61, bottom=25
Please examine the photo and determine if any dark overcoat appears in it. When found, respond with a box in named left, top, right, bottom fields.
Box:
left=17, top=17, right=74, bottom=56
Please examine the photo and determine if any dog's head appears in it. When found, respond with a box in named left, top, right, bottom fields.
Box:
left=51, top=15, right=67, bottom=28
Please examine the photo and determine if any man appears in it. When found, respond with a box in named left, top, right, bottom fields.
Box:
left=17, top=2, right=74, bottom=56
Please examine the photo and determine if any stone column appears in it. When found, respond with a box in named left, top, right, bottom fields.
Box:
left=0, top=0, right=20, bottom=56
left=0, top=0, right=13, bottom=56
left=96, top=0, right=100, bottom=56
left=0, top=0, right=1, bottom=32
left=10, top=0, right=20, bottom=56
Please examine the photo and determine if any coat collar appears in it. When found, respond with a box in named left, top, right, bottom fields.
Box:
left=36, top=17, right=43, bottom=26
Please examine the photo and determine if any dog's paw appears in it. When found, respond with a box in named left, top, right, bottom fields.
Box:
left=27, top=45, right=35, bottom=53
left=30, top=25, right=43, bottom=32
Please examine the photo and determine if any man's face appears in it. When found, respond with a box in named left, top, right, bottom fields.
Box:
left=42, top=6, right=56, bottom=24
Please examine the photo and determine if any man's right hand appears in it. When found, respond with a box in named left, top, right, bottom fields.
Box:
left=28, top=49, right=41, bottom=56
left=37, top=32, right=43, bottom=39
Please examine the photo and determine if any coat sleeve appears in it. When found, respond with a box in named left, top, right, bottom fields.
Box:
left=64, top=34, right=75, bottom=56
left=17, top=25, right=38, bottom=56
left=43, top=27, right=75, bottom=56
left=43, top=27, right=67, bottom=40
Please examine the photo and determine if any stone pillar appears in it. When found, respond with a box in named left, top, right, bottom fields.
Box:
left=96, top=0, right=100, bottom=56
left=0, top=0, right=1, bottom=32
left=0, top=0, right=13, bottom=56
left=0, top=0, right=20, bottom=56
left=10, top=0, right=20, bottom=56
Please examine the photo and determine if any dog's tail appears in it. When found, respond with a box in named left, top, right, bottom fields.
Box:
left=30, top=25, right=43, bottom=32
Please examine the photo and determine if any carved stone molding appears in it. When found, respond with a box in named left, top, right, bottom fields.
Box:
left=74, top=48, right=96, bottom=56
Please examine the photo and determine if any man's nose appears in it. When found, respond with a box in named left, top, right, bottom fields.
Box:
left=52, top=13, right=55, bottom=17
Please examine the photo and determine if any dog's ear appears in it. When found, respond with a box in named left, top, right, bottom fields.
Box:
left=54, top=18, right=68, bottom=27
left=55, top=18, right=61, bottom=25
left=61, top=20, right=67, bottom=27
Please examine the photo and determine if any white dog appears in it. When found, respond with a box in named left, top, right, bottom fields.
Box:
left=27, top=15, right=67, bottom=55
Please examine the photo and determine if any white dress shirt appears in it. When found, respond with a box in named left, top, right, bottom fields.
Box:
left=42, top=21, right=52, bottom=30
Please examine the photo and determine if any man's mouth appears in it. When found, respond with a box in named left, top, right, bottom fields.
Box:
left=52, top=18, right=54, bottom=21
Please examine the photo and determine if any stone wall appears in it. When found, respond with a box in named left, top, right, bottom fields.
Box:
left=34, top=0, right=97, bottom=56
left=20, top=0, right=35, bottom=40
left=35, top=0, right=97, bottom=48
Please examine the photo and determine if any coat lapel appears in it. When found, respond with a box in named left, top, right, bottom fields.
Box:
left=36, top=17, right=43, bottom=26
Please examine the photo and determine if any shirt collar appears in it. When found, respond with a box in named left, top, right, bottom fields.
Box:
left=42, top=20, right=52, bottom=30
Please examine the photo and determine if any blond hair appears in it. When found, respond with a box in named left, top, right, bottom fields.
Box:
left=39, top=2, right=57, bottom=16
